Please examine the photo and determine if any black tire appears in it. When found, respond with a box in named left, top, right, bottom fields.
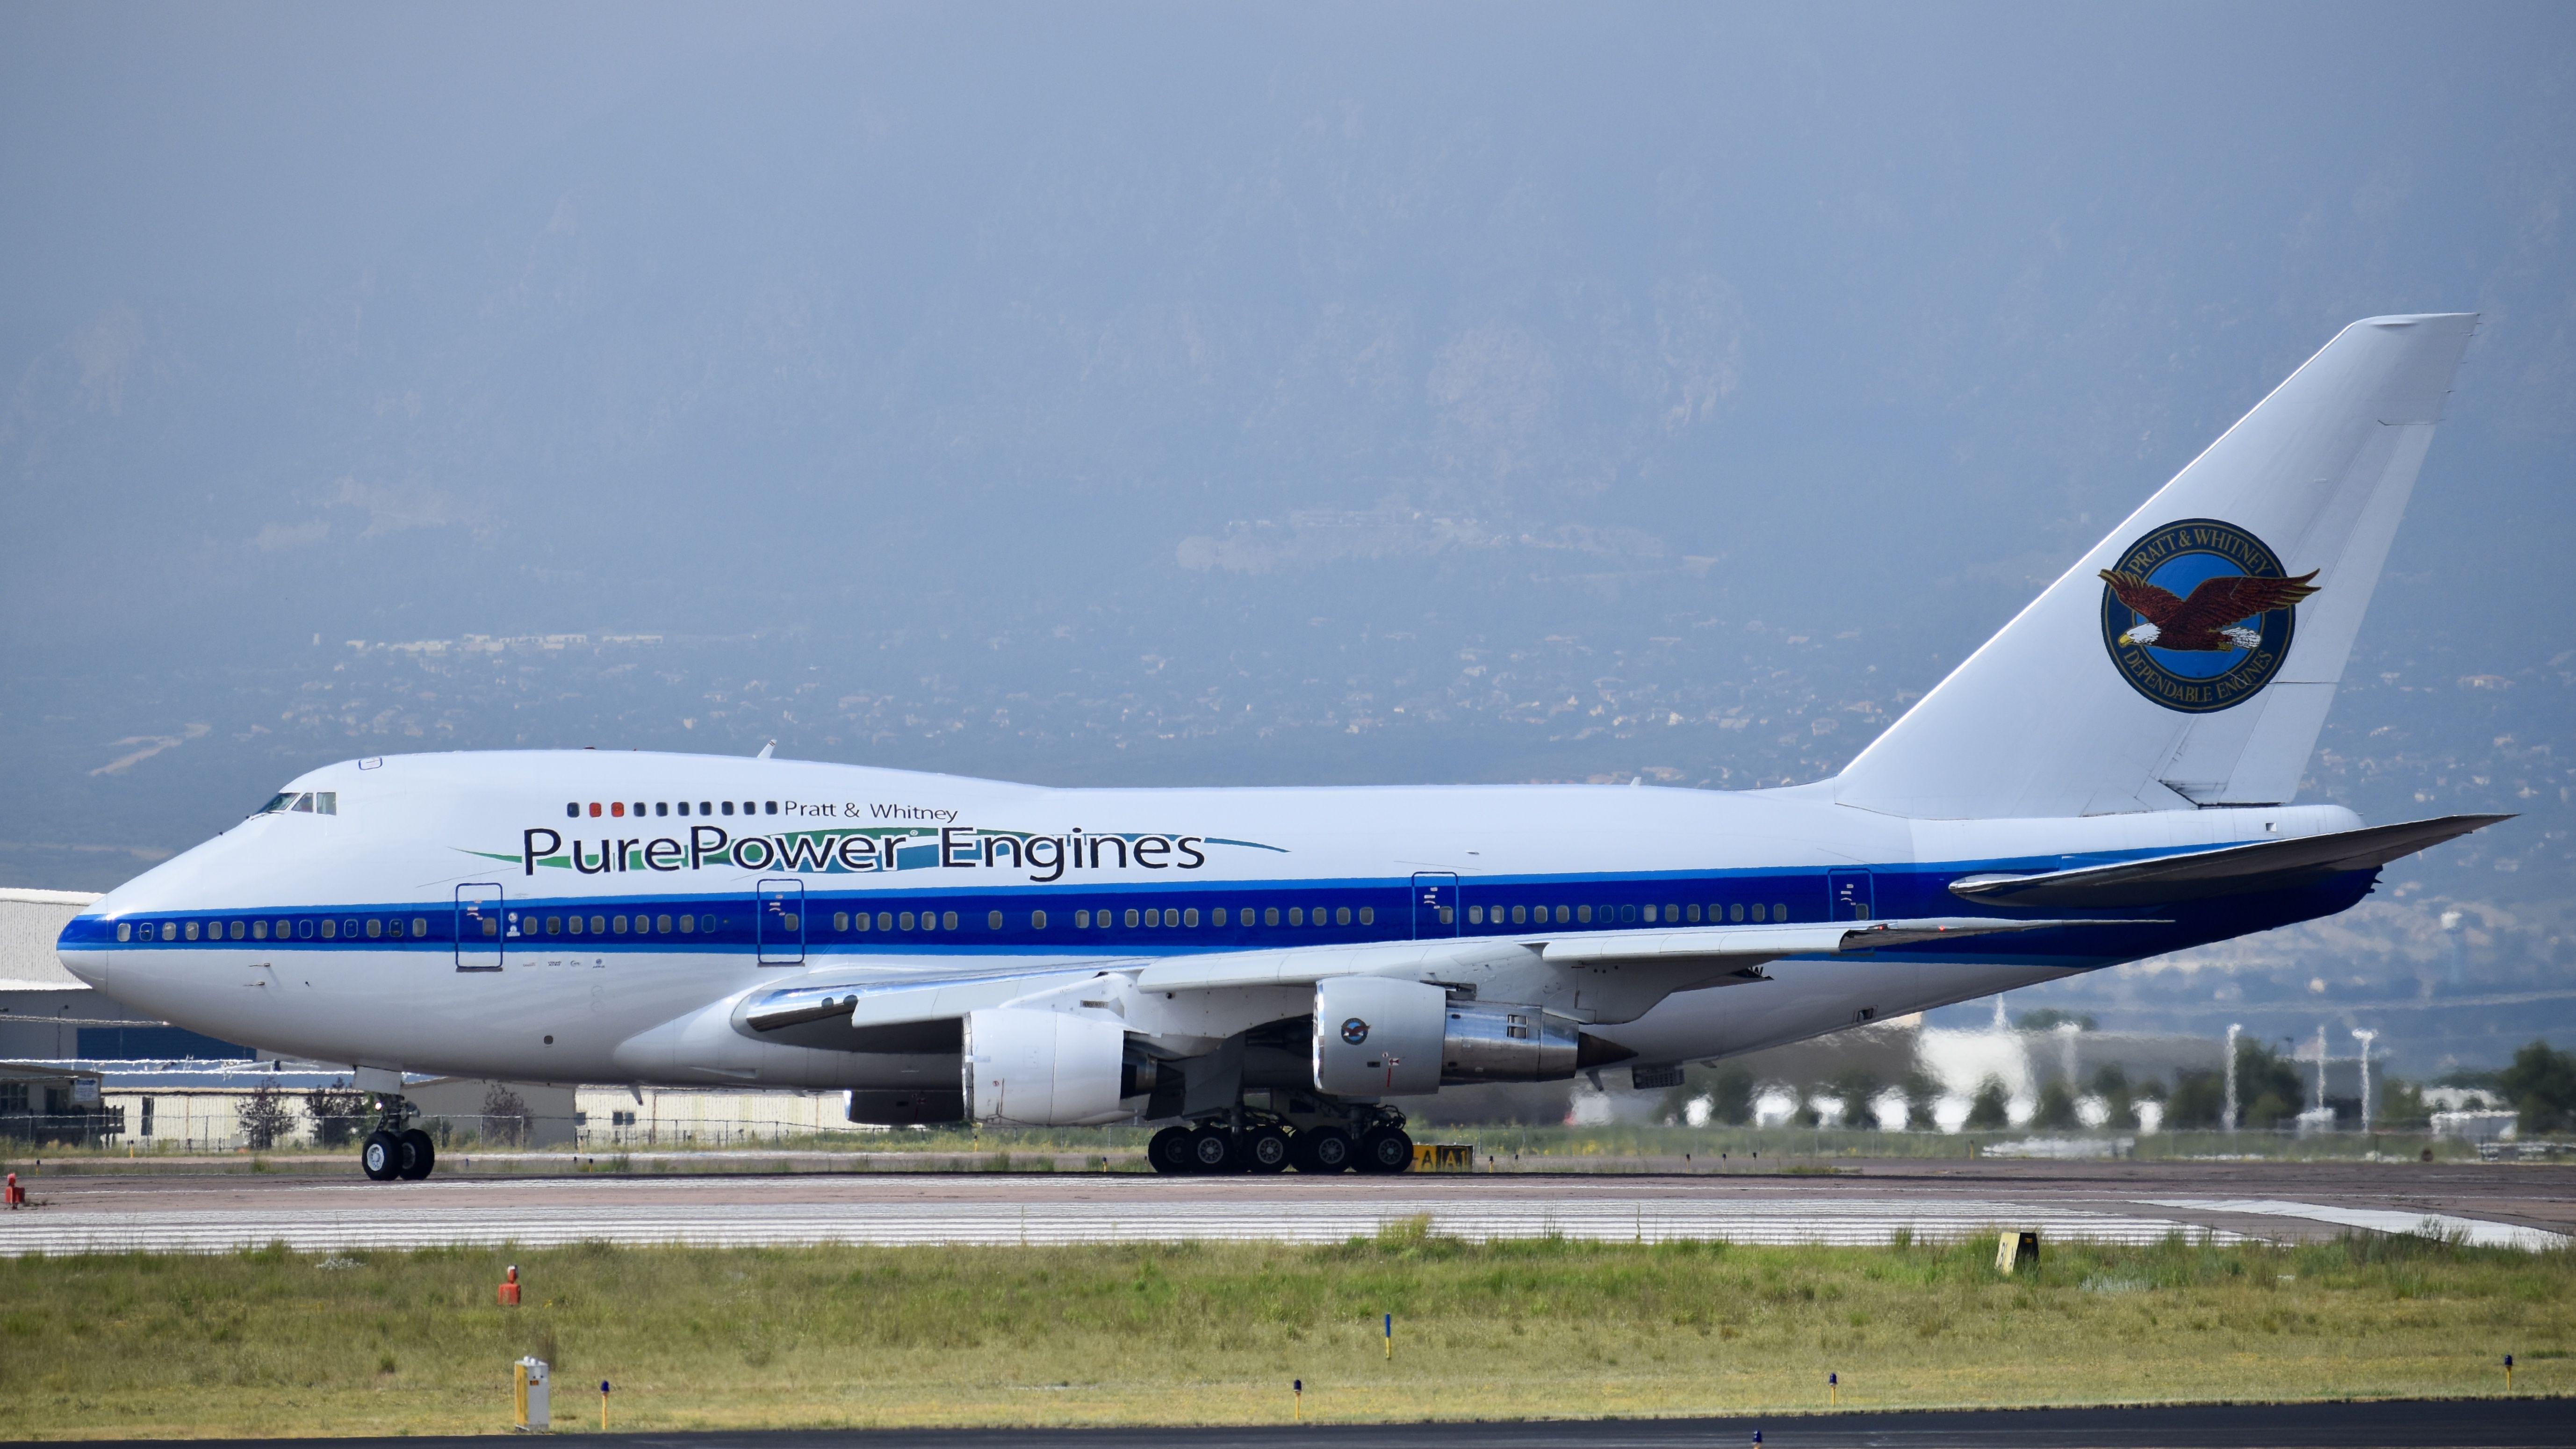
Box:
left=1242, top=1125, right=1292, bottom=1174
left=1294, top=1126, right=1355, bottom=1174
left=360, top=1130, right=403, bottom=1182
left=1187, top=1126, right=1238, bottom=1174
left=1148, top=1125, right=1196, bottom=1175
left=1358, top=1126, right=1414, bottom=1174
left=397, top=1128, right=436, bottom=1181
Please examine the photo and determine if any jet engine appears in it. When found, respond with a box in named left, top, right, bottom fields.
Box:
left=961, top=1007, right=1139, bottom=1126
left=1311, top=976, right=1630, bottom=1096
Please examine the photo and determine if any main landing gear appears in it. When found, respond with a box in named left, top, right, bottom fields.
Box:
left=1148, top=1108, right=1411, bottom=1175
left=359, top=1096, right=436, bottom=1182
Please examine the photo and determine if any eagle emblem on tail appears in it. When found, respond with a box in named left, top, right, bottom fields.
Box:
left=2097, top=568, right=2320, bottom=651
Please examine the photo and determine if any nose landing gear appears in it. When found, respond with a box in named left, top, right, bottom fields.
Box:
left=359, top=1096, right=436, bottom=1182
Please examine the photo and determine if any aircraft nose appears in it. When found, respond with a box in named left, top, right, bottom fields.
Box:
left=57, top=916, right=109, bottom=989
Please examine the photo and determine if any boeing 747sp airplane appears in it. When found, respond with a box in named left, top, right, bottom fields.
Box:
left=58, top=314, right=2506, bottom=1181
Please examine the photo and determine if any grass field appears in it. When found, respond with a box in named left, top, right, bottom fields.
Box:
left=3, top=1228, right=2568, bottom=1438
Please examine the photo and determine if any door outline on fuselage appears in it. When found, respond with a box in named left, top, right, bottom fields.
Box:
left=1410, top=872, right=1460, bottom=939
left=1828, top=868, right=1874, bottom=922
left=757, top=879, right=806, bottom=965
left=455, top=884, right=503, bottom=971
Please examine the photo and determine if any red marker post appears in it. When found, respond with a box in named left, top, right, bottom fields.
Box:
left=600, top=1380, right=611, bottom=1430
left=497, top=1264, right=521, bottom=1307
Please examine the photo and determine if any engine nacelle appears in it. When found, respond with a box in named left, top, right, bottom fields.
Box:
left=1312, top=976, right=1445, bottom=1096
left=1313, top=976, right=1620, bottom=1096
left=962, top=1008, right=1133, bottom=1125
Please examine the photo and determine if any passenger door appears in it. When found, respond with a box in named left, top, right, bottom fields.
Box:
left=455, top=884, right=504, bottom=971
left=757, top=879, right=806, bottom=965
left=1828, top=868, right=1875, bottom=922
left=1410, top=872, right=1460, bottom=939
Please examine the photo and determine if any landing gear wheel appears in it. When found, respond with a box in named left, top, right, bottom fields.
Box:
left=1242, top=1125, right=1293, bottom=1174
left=396, top=1128, right=436, bottom=1180
left=361, top=1130, right=403, bottom=1182
left=1293, top=1126, right=1354, bottom=1174
left=1357, top=1126, right=1414, bottom=1174
left=1186, top=1126, right=1238, bottom=1174
left=1148, top=1125, right=1196, bottom=1175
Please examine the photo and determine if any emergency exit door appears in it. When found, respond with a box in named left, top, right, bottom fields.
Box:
left=1828, top=868, right=1874, bottom=921
left=455, top=884, right=503, bottom=971
left=1410, top=872, right=1460, bottom=938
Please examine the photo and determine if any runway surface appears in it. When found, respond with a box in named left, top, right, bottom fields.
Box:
left=6, top=1159, right=2569, bottom=1255
left=36, top=1399, right=2573, bottom=1449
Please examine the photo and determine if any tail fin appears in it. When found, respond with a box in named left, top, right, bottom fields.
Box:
left=1834, top=313, right=2477, bottom=819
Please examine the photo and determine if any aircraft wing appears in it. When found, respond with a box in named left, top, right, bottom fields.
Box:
left=1946, top=814, right=2511, bottom=909
left=741, top=915, right=2134, bottom=1045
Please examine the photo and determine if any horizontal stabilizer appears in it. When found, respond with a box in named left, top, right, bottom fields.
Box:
left=1947, top=813, right=2511, bottom=909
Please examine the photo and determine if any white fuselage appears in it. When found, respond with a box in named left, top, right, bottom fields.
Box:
left=58, top=750, right=2357, bottom=1087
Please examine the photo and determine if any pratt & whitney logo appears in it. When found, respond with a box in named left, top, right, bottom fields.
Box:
left=2097, top=518, right=2319, bottom=714
left=464, top=800, right=1284, bottom=883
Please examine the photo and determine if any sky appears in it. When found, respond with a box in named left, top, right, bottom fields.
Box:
left=3, top=1, right=2571, bottom=1071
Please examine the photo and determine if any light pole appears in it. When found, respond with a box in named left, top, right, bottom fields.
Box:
left=2223, top=1023, right=2242, bottom=1133
left=2313, top=1024, right=2329, bottom=1117
left=2351, top=1028, right=2378, bottom=1130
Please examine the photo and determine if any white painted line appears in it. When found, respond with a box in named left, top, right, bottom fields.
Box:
left=1, top=1196, right=2244, bottom=1256
left=2142, top=1198, right=2569, bottom=1252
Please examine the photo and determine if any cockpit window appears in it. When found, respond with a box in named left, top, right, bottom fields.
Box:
left=256, top=790, right=338, bottom=816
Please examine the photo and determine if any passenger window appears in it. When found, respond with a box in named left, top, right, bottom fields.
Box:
left=876, top=912, right=891, bottom=931
left=183, top=922, right=200, bottom=941
left=833, top=912, right=849, bottom=931
left=1336, top=906, right=1352, bottom=926
left=590, top=915, right=605, bottom=934
left=677, top=802, right=691, bottom=815
left=1729, top=903, right=1743, bottom=922
left=1688, top=904, right=1703, bottom=923
left=722, top=801, right=735, bottom=815
left=545, top=916, right=561, bottom=935
left=567, top=802, right=580, bottom=818
left=1359, top=906, right=1374, bottom=925
left=1576, top=905, right=1592, bottom=924
left=1773, top=902, right=1787, bottom=921
left=1075, top=909, right=1090, bottom=928
left=1288, top=907, right=1303, bottom=926
left=1123, top=908, right=1140, bottom=928
left=1264, top=907, right=1280, bottom=927
left=987, top=910, right=1002, bottom=930
left=319, top=920, right=336, bottom=940
left=656, top=914, right=673, bottom=933
left=1620, top=904, right=1637, bottom=924
left=783, top=913, right=800, bottom=931
left=481, top=918, right=497, bottom=937
left=1212, top=908, right=1227, bottom=926
left=367, top=918, right=384, bottom=939
left=568, top=916, right=584, bottom=936
left=765, top=801, right=777, bottom=815
left=388, top=919, right=405, bottom=940
left=699, top=802, right=712, bottom=815
left=677, top=915, right=694, bottom=933
left=1557, top=905, right=1571, bottom=924
left=278, top=918, right=292, bottom=938
left=1641, top=905, right=1654, bottom=923
left=1184, top=908, right=1199, bottom=927
left=1032, top=909, right=1048, bottom=929
left=614, top=915, right=629, bottom=935
left=899, top=912, right=915, bottom=930
left=118, top=923, right=131, bottom=941
left=941, top=911, right=957, bottom=930
left=590, top=802, right=602, bottom=817
left=1468, top=905, right=1482, bottom=924
left=230, top=920, right=247, bottom=939
left=611, top=802, right=625, bottom=817
left=656, top=802, right=669, bottom=817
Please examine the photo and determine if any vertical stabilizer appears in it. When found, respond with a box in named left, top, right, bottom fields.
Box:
left=1834, top=314, right=2476, bottom=820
